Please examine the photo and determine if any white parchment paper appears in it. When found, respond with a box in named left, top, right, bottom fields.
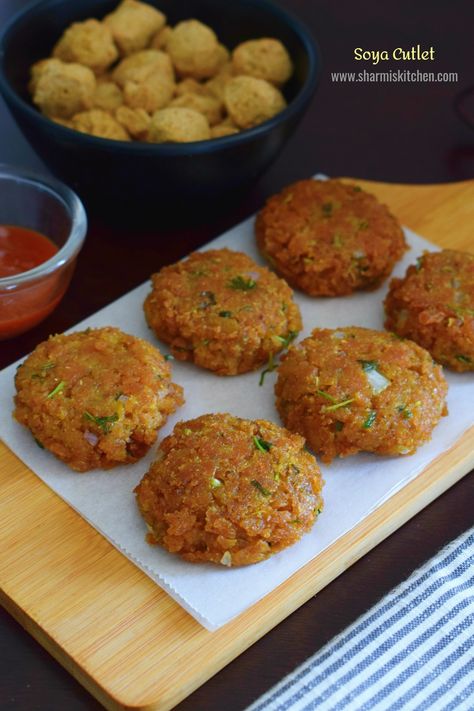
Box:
left=1, top=194, right=473, bottom=630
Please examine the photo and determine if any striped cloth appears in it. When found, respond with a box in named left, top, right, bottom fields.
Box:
left=247, top=527, right=474, bottom=711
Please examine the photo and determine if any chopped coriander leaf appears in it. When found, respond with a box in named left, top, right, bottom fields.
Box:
left=415, top=256, right=424, bottom=271
left=251, top=480, right=271, bottom=496
left=316, top=389, right=337, bottom=403
left=253, top=435, right=272, bottom=453
left=164, top=354, right=174, bottom=361
left=275, top=331, right=299, bottom=349
left=83, top=411, right=119, bottom=433
left=456, top=354, right=472, bottom=364
left=290, top=518, right=302, bottom=525
left=321, top=202, right=333, bottom=216
left=335, top=420, right=344, bottom=431
left=218, top=310, right=233, bottom=318
left=210, top=477, right=223, bottom=489
left=31, top=361, right=55, bottom=380
left=358, top=359, right=379, bottom=372
left=358, top=219, right=369, bottom=230
left=353, top=186, right=362, bottom=192
left=317, top=507, right=323, bottom=515
left=322, top=398, right=355, bottom=413
left=198, top=290, right=216, bottom=309
left=259, top=353, right=276, bottom=386
left=363, top=410, right=377, bottom=429
left=397, top=404, right=412, bottom=419
left=228, top=275, right=256, bottom=291
left=34, top=437, right=45, bottom=449
left=46, top=380, right=65, bottom=399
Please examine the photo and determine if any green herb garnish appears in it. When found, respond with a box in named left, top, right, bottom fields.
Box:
left=275, top=331, right=299, bottom=349
left=415, top=256, right=424, bottom=271
left=322, top=398, right=355, bottom=413
left=353, top=186, right=362, bottom=192
left=31, top=361, right=55, bottom=380
left=218, top=310, right=233, bottom=318
left=210, top=477, right=223, bottom=489
left=397, top=404, right=412, bottom=419
left=164, top=354, right=174, bottom=361
left=46, top=381, right=65, bottom=399
left=316, top=389, right=337, bottom=403
left=228, top=275, right=256, bottom=291
left=358, top=219, right=369, bottom=230
left=335, top=421, right=344, bottom=431
left=358, top=360, right=379, bottom=372
left=83, top=411, right=119, bottom=433
left=253, top=435, right=272, bottom=453
left=456, top=354, right=472, bottom=364
left=322, top=202, right=333, bottom=216
left=259, top=353, right=277, bottom=386
left=363, top=410, right=377, bottom=429
left=251, top=480, right=271, bottom=496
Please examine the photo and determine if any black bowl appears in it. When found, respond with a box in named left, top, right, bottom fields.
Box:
left=0, top=0, right=320, bottom=219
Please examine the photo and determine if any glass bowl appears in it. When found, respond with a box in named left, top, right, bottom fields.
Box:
left=0, top=164, right=87, bottom=339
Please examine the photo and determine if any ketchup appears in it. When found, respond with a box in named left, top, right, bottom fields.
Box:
left=0, top=225, right=58, bottom=278
left=0, top=225, right=70, bottom=340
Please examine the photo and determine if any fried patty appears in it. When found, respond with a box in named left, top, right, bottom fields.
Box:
left=14, top=327, right=184, bottom=471
left=256, top=179, right=407, bottom=296
left=143, top=248, right=302, bottom=375
left=275, top=326, right=448, bottom=462
left=384, top=249, right=474, bottom=372
left=135, top=413, right=324, bottom=566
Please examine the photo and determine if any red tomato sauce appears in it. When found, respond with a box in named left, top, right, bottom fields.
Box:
left=0, top=225, right=70, bottom=340
left=0, top=225, right=58, bottom=278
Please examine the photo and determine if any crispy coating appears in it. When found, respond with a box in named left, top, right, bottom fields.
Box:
left=103, top=0, right=166, bottom=56
left=14, top=327, right=184, bottom=472
left=385, top=250, right=474, bottom=372
left=135, top=413, right=324, bottom=566
left=71, top=109, right=130, bottom=140
left=166, top=19, right=222, bottom=79
left=29, top=58, right=63, bottom=94
left=256, top=179, right=407, bottom=296
left=170, top=92, right=223, bottom=126
left=149, top=25, right=172, bottom=50
left=232, top=38, right=293, bottom=86
left=32, top=59, right=96, bottom=119
left=113, top=49, right=175, bottom=112
left=113, top=49, right=174, bottom=86
left=143, top=248, right=302, bottom=375
left=224, top=75, right=286, bottom=129
left=210, top=121, right=240, bottom=138
left=275, top=327, right=448, bottom=463
left=52, top=19, right=118, bottom=74
left=92, top=80, right=123, bottom=111
left=115, top=105, right=150, bottom=139
left=205, top=61, right=235, bottom=101
left=148, top=107, right=211, bottom=143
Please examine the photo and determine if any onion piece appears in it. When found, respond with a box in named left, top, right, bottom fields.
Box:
left=83, top=430, right=99, bottom=446
left=366, top=368, right=390, bottom=394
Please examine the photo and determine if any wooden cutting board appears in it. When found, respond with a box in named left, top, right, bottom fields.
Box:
left=1, top=179, right=473, bottom=711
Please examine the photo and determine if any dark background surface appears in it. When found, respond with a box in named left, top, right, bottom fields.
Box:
left=0, top=0, right=473, bottom=709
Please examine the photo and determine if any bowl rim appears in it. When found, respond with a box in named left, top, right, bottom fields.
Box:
left=0, top=0, right=321, bottom=154
left=0, top=163, right=87, bottom=289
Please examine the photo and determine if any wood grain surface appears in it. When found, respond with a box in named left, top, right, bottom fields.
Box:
left=0, top=179, right=473, bottom=711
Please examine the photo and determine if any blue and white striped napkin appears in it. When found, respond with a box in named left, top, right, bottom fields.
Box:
left=247, top=527, right=474, bottom=711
